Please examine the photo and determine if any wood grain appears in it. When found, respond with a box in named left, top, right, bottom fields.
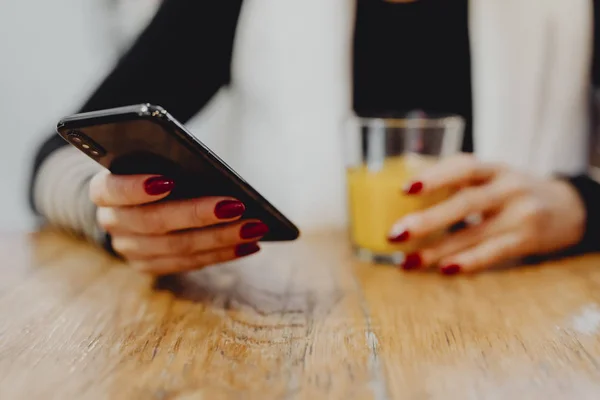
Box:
left=1, top=231, right=600, bottom=399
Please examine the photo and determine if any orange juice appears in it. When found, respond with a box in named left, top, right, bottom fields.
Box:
left=346, top=155, right=448, bottom=256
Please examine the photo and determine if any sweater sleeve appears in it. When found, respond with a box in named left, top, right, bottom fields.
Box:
left=543, top=0, right=600, bottom=253
left=29, top=0, right=244, bottom=242
left=565, top=175, right=600, bottom=253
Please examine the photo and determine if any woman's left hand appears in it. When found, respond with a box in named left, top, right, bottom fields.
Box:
left=387, top=154, right=587, bottom=275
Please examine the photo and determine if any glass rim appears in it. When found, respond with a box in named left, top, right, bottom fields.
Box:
left=352, top=112, right=465, bottom=129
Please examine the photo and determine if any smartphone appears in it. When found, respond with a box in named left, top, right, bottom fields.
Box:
left=56, top=103, right=300, bottom=241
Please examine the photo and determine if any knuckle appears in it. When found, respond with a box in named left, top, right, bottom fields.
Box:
left=140, top=206, right=169, bottom=234
left=119, top=177, right=140, bottom=204
left=96, top=207, right=116, bottom=232
left=415, top=215, right=434, bottom=233
left=214, top=225, right=236, bottom=246
left=516, top=229, right=535, bottom=248
left=521, top=200, right=548, bottom=224
left=459, top=186, right=478, bottom=199
left=498, top=232, right=531, bottom=259
left=89, top=171, right=109, bottom=204
left=111, top=236, right=134, bottom=258
left=190, top=200, right=211, bottom=227
left=461, top=224, right=485, bottom=243
left=460, top=249, right=492, bottom=270
left=469, top=254, right=488, bottom=269
left=504, top=177, right=528, bottom=197
left=487, top=187, right=506, bottom=207
left=462, top=160, right=479, bottom=177
left=129, top=261, right=152, bottom=273
left=187, top=254, right=212, bottom=270
left=402, top=213, right=426, bottom=232
left=195, top=248, right=232, bottom=269
left=469, top=185, right=504, bottom=212
left=168, top=233, right=196, bottom=255
left=110, top=236, right=126, bottom=252
left=460, top=187, right=486, bottom=212
left=172, top=257, right=198, bottom=271
left=217, top=247, right=236, bottom=262
left=419, top=248, right=438, bottom=267
left=519, top=200, right=548, bottom=244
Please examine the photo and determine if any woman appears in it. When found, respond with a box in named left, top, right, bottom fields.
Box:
left=29, top=0, right=600, bottom=275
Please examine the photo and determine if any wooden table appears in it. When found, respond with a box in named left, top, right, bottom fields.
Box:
left=2, top=231, right=600, bottom=399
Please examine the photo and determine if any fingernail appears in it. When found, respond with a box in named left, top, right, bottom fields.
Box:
left=240, top=222, right=269, bottom=239
left=144, top=176, right=174, bottom=196
left=235, top=242, right=260, bottom=257
left=388, top=228, right=410, bottom=243
left=441, top=264, right=462, bottom=276
left=403, top=181, right=423, bottom=195
left=400, top=252, right=422, bottom=270
left=214, top=200, right=246, bottom=219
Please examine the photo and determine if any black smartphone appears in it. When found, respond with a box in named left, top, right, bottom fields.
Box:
left=56, top=103, right=300, bottom=242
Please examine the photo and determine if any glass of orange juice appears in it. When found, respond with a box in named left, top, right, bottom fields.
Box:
left=345, top=111, right=465, bottom=264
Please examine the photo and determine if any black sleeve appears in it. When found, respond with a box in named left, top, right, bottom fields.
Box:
left=28, top=0, right=244, bottom=215
left=546, top=0, right=599, bottom=254
left=593, top=0, right=600, bottom=86
left=565, top=174, right=600, bottom=253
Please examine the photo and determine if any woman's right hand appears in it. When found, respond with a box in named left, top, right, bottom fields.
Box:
left=89, top=171, right=269, bottom=275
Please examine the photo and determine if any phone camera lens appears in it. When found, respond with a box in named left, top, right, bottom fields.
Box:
left=66, top=130, right=106, bottom=157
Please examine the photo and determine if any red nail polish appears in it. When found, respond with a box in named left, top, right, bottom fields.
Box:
left=401, top=252, right=422, bottom=270
left=441, top=264, right=462, bottom=276
left=214, top=200, right=246, bottom=219
left=235, top=243, right=260, bottom=257
left=404, top=181, right=423, bottom=195
left=144, top=176, right=174, bottom=196
left=240, top=222, right=269, bottom=239
left=388, top=230, right=410, bottom=243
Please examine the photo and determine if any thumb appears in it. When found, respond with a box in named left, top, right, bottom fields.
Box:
left=89, top=170, right=174, bottom=207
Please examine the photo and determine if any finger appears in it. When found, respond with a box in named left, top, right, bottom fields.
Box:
left=90, top=171, right=174, bottom=207
left=130, top=243, right=261, bottom=275
left=97, top=197, right=246, bottom=235
left=389, top=175, right=522, bottom=242
left=436, top=232, right=527, bottom=275
left=112, top=220, right=268, bottom=259
left=403, top=154, right=499, bottom=195
left=410, top=210, right=514, bottom=270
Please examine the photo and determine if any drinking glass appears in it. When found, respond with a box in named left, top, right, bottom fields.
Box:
left=345, top=111, right=465, bottom=264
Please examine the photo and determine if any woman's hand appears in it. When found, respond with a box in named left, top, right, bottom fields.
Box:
left=89, top=171, right=268, bottom=275
left=387, top=154, right=587, bottom=275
